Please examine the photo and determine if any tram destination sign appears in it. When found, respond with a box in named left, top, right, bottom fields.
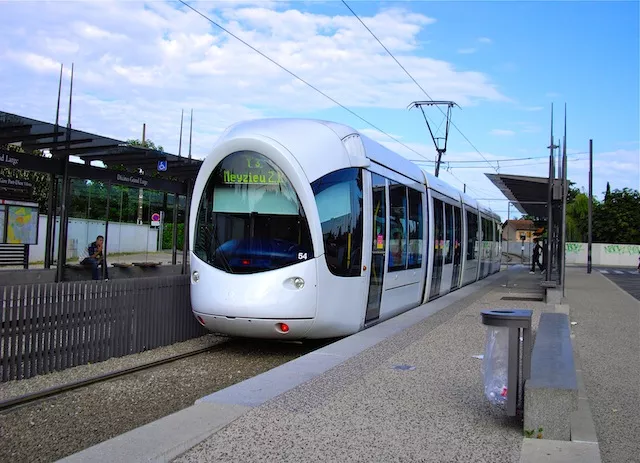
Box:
left=222, top=155, right=284, bottom=186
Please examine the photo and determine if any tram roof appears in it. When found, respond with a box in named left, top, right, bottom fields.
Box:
left=0, top=111, right=202, bottom=181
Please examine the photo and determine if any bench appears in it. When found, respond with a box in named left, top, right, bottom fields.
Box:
left=0, top=244, right=29, bottom=269
left=524, top=312, right=578, bottom=440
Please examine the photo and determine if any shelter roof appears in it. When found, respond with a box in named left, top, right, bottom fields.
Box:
left=485, top=173, right=550, bottom=219
left=0, top=111, right=202, bottom=181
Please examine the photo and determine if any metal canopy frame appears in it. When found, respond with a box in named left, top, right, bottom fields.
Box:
left=486, top=161, right=567, bottom=291
left=485, top=173, right=551, bottom=219
left=0, top=110, right=200, bottom=282
left=0, top=111, right=202, bottom=181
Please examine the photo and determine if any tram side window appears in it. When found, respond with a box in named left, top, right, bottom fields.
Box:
left=454, top=205, right=462, bottom=262
left=388, top=181, right=408, bottom=272
left=433, top=198, right=444, bottom=258
left=311, top=167, right=364, bottom=277
left=466, top=211, right=478, bottom=260
left=371, top=173, right=386, bottom=253
left=444, top=203, right=453, bottom=264
left=407, top=188, right=423, bottom=269
left=482, top=217, right=491, bottom=258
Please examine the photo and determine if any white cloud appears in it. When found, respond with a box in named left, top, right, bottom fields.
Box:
left=1, top=1, right=510, bottom=159
left=478, top=37, right=492, bottom=44
left=521, top=106, right=544, bottom=112
left=74, top=22, right=128, bottom=41
left=490, top=129, right=516, bottom=136
left=565, top=148, right=639, bottom=198
left=457, top=48, right=476, bottom=54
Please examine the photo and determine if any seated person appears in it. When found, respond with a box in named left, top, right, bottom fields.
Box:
left=81, top=235, right=108, bottom=280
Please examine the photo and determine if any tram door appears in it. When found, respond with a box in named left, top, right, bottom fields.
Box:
left=365, top=173, right=386, bottom=324
left=439, top=202, right=455, bottom=294
left=450, top=205, right=462, bottom=290
left=429, top=198, right=444, bottom=299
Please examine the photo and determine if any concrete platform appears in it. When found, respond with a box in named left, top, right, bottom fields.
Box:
left=57, top=266, right=625, bottom=463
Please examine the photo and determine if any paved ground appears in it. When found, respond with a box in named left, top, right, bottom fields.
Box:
left=172, top=269, right=550, bottom=463
left=592, top=266, right=640, bottom=301
left=565, top=267, right=640, bottom=463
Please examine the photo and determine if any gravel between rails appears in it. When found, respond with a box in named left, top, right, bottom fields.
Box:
left=0, top=335, right=326, bottom=463
left=0, top=335, right=226, bottom=402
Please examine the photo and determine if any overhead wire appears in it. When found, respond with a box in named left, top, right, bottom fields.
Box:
left=412, top=153, right=589, bottom=169
left=179, top=0, right=555, bottom=210
left=405, top=151, right=589, bottom=164
left=341, top=0, right=499, bottom=173
left=177, top=0, right=436, bottom=165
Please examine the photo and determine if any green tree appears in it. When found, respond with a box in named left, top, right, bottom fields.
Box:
left=593, top=187, right=640, bottom=244
left=566, top=192, right=593, bottom=241
left=126, top=138, right=164, bottom=152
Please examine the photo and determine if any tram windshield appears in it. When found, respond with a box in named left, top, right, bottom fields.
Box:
left=193, top=151, right=314, bottom=274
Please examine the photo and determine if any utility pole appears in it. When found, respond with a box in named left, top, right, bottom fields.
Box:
left=561, top=104, right=568, bottom=294
left=137, top=123, right=145, bottom=225
left=408, top=100, right=459, bottom=177
left=178, top=110, right=184, bottom=158
left=188, top=109, right=193, bottom=160
left=56, top=62, right=74, bottom=282
left=546, top=104, right=558, bottom=281
left=587, top=139, right=593, bottom=274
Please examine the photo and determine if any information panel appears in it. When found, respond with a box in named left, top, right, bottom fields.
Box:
left=0, top=199, right=39, bottom=245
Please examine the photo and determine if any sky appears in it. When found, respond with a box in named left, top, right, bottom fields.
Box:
left=1, top=0, right=638, bottom=220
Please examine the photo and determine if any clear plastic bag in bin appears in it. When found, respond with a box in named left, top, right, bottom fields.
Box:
left=482, top=325, right=509, bottom=405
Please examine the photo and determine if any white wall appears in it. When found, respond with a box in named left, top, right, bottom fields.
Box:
left=29, top=214, right=159, bottom=263
left=563, top=242, right=640, bottom=267
left=504, top=241, right=535, bottom=259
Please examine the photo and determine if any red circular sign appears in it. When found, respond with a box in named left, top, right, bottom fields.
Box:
left=151, top=213, right=160, bottom=222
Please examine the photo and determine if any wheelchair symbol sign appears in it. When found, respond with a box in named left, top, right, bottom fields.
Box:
left=157, top=160, right=167, bottom=172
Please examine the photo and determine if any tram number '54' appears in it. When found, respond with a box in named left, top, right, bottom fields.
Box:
left=298, top=252, right=308, bottom=260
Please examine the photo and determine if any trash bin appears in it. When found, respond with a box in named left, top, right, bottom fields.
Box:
left=480, top=309, right=533, bottom=416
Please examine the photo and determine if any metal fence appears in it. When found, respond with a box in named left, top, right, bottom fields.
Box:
left=1, top=275, right=207, bottom=382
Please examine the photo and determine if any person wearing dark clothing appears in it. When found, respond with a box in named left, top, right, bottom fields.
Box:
left=530, top=238, right=544, bottom=274
left=81, top=235, right=108, bottom=280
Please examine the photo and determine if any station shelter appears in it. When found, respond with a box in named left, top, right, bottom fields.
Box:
left=0, top=110, right=207, bottom=382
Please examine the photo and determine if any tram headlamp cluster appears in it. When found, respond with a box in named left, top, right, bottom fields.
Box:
left=192, top=270, right=200, bottom=283
left=293, top=277, right=305, bottom=289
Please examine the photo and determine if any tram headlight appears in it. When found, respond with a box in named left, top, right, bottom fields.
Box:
left=293, top=277, right=305, bottom=289
left=192, top=270, right=200, bottom=283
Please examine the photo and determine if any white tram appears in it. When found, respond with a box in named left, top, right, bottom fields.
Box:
left=188, top=118, right=502, bottom=339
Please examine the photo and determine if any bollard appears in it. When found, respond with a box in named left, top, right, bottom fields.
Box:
left=480, top=309, right=533, bottom=416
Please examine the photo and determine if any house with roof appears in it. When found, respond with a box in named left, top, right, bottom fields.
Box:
left=501, top=219, right=537, bottom=242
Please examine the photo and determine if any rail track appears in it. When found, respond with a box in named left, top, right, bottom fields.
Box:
left=0, top=343, right=222, bottom=414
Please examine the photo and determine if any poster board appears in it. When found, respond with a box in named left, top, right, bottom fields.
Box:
left=0, top=199, right=40, bottom=245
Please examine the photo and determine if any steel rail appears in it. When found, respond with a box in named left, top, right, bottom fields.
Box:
left=0, top=344, right=224, bottom=414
